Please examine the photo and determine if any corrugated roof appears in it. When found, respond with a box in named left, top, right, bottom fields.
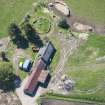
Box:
left=38, top=70, right=49, bottom=83
left=24, top=59, right=46, bottom=95
left=38, top=42, right=55, bottom=63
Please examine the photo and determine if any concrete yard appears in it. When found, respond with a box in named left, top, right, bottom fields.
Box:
left=16, top=76, right=46, bottom=105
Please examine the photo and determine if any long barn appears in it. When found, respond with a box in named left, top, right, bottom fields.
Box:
left=24, top=59, right=46, bottom=95
left=24, top=42, right=56, bottom=96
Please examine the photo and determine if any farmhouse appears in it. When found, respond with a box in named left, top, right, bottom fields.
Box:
left=24, top=42, right=56, bottom=96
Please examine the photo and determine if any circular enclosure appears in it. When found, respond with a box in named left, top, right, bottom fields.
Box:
left=32, top=17, right=51, bottom=34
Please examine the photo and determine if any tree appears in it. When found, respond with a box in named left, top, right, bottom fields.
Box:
left=58, top=18, right=69, bottom=29
left=23, top=23, right=34, bottom=35
left=23, top=23, right=43, bottom=47
left=0, top=62, right=15, bottom=90
left=0, top=51, right=9, bottom=62
left=23, top=23, right=36, bottom=42
left=8, top=23, right=21, bottom=41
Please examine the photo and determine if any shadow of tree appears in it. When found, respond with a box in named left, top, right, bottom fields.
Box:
left=33, top=33, right=43, bottom=48
left=0, top=51, right=10, bottom=62
left=11, top=34, right=29, bottom=49
left=27, top=30, right=43, bottom=48
left=0, top=75, right=21, bottom=92
left=24, top=23, right=43, bottom=48
left=16, top=36, right=29, bottom=49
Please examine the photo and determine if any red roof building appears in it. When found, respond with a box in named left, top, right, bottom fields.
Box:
left=24, top=59, right=46, bottom=95
left=24, top=42, right=56, bottom=96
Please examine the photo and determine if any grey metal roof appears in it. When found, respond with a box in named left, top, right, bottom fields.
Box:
left=38, top=42, right=55, bottom=63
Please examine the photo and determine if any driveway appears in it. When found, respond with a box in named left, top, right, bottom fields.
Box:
left=16, top=76, right=46, bottom=105
left=48, top=34, right=81, bottom=92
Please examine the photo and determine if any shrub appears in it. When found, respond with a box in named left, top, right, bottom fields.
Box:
left=58, top=18, right=69, bottom=29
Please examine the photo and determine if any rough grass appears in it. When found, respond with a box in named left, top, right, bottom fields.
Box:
left=0, top=0, right=34, bottom=38
left=65, top=0, right=105, bottom=24
left=32, top=17, right=51, bottom=34
left=66, top=64, right=105, bottom=91
left=45, top=64, right=105, bottom=102
left=43, top=93, right=105, bottom=104
left=49, top=35, right=60, bottom=72
left=65, top=34, right=105, bottom=102
left=67, top=34, right=105, bottom=66
left=44, top=92, right=105, bottom=103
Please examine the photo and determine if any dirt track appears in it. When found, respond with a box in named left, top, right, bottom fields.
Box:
left=66, top=15, right=105, bottom=35
left=48, top=32, right=82, bottom=91
left=41, top=98, right=100, bottom=105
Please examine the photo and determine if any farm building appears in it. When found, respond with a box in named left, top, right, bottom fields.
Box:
left=38, top=42, right=56, bottom=64
left=38, top=70, right=51, bottom=88
left=24, top=41, right=56, bottom=96
left=38, top=70, right=49, bottom=83
left=24, top=59, right=46, bottom=96
left=22, top=59, right=31, bottom=72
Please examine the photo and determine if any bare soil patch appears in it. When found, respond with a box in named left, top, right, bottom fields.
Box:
left=49, top=0, right=105, bottom=35
left=0, top=90, right=21, bottom=105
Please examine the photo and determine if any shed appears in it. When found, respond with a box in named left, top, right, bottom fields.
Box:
left=38, top=42, right=56, bottom=64
left=23, top=59, right=31, bottom=72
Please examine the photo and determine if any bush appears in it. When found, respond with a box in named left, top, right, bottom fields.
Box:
left=0, top=62, right=15, bottom=90
left=58, top=18, right=69, bottom=29
left=8, top=23, right=21, bottom=40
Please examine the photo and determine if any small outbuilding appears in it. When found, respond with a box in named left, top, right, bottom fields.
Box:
left=38, top=42, right=56, bottom=64
left=22, top=59, right=31, bottom=72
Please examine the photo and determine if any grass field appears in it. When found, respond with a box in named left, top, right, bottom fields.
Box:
left=44, top=34, right=105, bottom=102
left=65, top=0, right=105, bottom=24
left=32, top=17, right=51, bottom=34
left=0, top=0, right=34, bottom=38
left=67, top=34, right=105, bottom=66
left=64, top=34, right=105, bottom=102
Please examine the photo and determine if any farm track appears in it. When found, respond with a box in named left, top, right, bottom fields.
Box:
left=48, top=34, right=81, bottom=90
